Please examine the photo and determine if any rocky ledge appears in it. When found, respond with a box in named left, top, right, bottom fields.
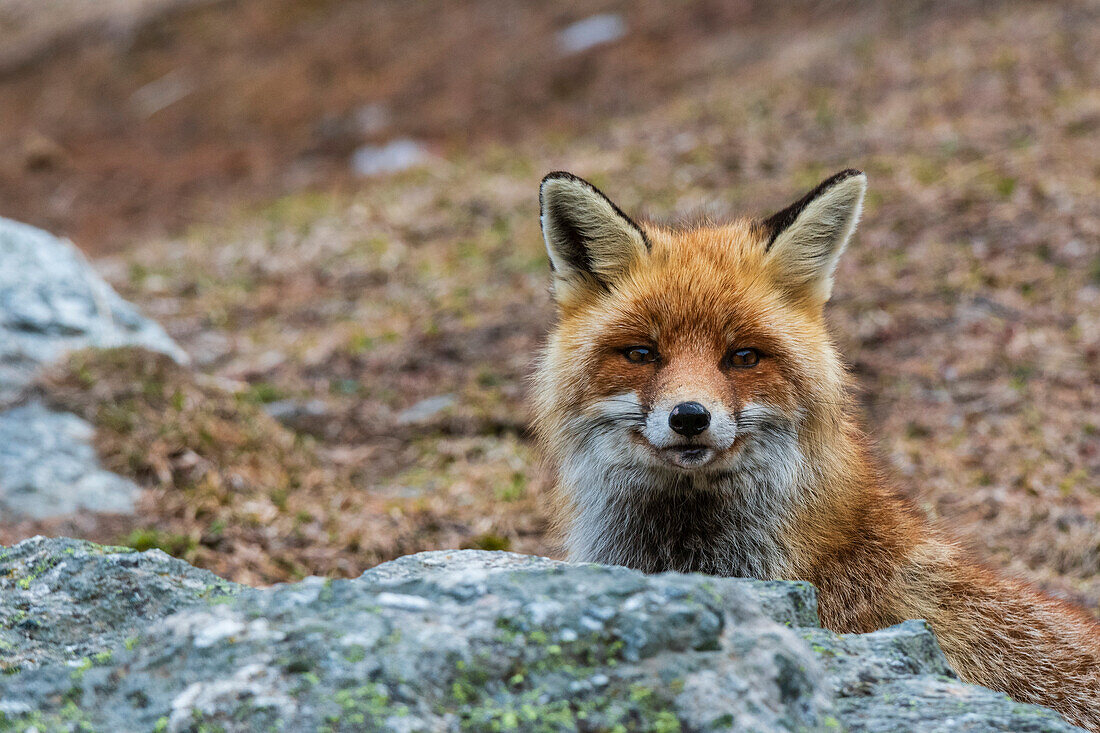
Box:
left=0, top=538, right=1082, bottom=732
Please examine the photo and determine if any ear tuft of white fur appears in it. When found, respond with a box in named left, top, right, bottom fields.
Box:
left=764, top=170, right=866, bottom=304
left=540, top=172, right=648, bottom=301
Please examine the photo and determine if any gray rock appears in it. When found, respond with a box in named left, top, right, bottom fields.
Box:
left=0, top=217, right=187, bottom=519
left=396, top=393, right=456, bottom=425
left=0, top=536, right=237, bottom=674
left=350, top=138, right=430, bottom=178
left=0, top=402, right=141, bottom=519
left=0, top=542, right=1082, bottom=732
left=0, top=216, right=186, bottom=404
left=263, top=398, right=332, bottom=436
left=557, top=14, right=626, bottom=55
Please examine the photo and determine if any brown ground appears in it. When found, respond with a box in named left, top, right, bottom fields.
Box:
left=0, top=1, right=1097, bottom=613
left=0, top=0, right=810, bottom=253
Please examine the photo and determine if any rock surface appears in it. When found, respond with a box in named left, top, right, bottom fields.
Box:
left=0, top=403, right=140, bottom=519
left=557, top=14, right=627, bottom=55
left=350, top=139, right=431, bottom=178
left=0, top=536, right=236, bottom=675
left=0, top=540, right=1082, bottom=732
left=0, top=216, right=186, bottom=520
left=0, top=216, right=185, bottom=404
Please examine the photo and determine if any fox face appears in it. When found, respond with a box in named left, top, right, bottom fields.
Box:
left=533, top=170, right=867, bottom=571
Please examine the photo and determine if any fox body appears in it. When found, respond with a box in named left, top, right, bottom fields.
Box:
left=532, top=170, right=1100, bottom=729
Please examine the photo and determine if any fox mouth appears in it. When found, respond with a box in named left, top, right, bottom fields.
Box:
left=628, top=428, right=742, bottom=471
left=630, top=430, right=744, bottom=471
left=655, top=444, right=717, bottom=469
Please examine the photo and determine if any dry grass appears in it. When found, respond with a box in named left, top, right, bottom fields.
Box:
left=31, top=347, right=548, bottom=585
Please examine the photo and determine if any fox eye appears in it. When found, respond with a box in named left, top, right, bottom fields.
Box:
left=726, top=347, right=761, bottom=368
left=622, top=346, right=658, bottom=364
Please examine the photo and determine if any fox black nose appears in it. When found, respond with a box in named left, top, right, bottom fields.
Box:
left=669, top=401, right=710, bottom=437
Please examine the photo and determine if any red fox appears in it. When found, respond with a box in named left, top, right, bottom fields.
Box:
left=531, top=169, right=1100, bottom=730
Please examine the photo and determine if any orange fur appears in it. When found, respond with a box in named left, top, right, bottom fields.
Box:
left=532, top=171, right=1100, bottom=730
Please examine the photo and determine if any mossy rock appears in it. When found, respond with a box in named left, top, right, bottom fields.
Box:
left=0, top=544, right=1083, bottom=732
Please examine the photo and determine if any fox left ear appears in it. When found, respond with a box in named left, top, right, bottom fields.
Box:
left=540, top=172, right=649, bottom=303
left=760, top=169, right=866, bottom=305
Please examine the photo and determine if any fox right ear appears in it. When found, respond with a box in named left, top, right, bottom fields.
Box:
left=760, top=169, right=866, bottom=306
left=540, top=172, right=649, bottom=302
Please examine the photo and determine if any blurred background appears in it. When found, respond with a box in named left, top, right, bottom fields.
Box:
left=0, top=0, right=1096, bottom=615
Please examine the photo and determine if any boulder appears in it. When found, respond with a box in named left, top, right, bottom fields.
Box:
left=0, top=217, right=186, bottom=520
left=0, top=540, right=1082, bottom=732
left=0, top=217, right=185, bottom=404
left=0, top=403, right=140, bottom=519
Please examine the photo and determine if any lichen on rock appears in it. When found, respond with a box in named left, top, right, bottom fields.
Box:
left=0, top=542, right=1085, bottom=732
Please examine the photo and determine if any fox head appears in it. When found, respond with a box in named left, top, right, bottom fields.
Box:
left=532, top=170, right=866, bottom=524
